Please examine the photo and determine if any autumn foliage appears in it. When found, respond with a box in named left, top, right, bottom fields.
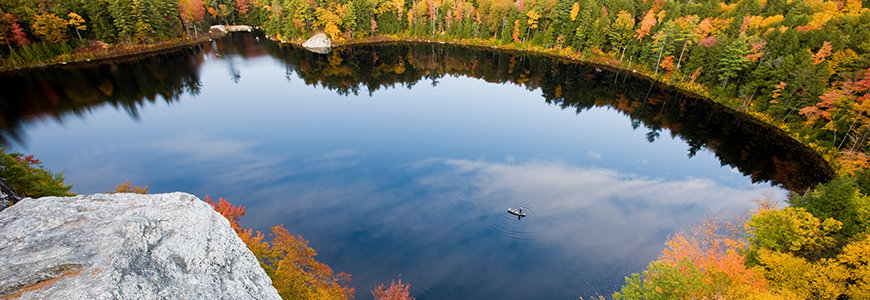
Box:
left=205, top=195, right=245, bottom=231
left=108, top=180, right=150, bottom=194
left=373, top=277, right=414, bottom=300
left=614, top=215, right=769, bottom=299
left=206, top=196, right=355, bottom=300
left=617, top=175, right=870, bottom=299
left=0, top=149, right=72, bottom=199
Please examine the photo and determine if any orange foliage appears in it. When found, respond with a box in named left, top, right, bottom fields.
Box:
left=512, top=20, right=520, bottom=42
left=109, top=180, right=150, bottom=194
left=659, top=55, right=674, bottom=74
left=242, top=225, right=355, bottom=299
left=661, top=217, right=768, bottom=294
left=771, top=81, right=787, bottom=101
left=204, top=195, right=246, bottom=231
left=635, top=10, right=657, bottom=40
left=616, top=215, right=769, bottom=298
left=690, top=66, right=702, bottom=84
left=744, top=40, right=766, bottom=61
left=373, top=277, right=415, bottom=300
left=835, top=151, right=870, bottom=175
left=205, top=196, right=355, bottom=299
left=813, top=41, right=833, bottom=65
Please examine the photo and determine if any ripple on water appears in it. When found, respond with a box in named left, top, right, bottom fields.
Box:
left=488, top=190, right=539, bottom=241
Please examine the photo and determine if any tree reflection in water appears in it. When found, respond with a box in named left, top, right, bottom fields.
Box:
left=0, top=33, right=832, bottom=192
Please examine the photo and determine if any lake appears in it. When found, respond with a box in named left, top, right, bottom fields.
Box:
left=0, top=33, right=831, bottom=299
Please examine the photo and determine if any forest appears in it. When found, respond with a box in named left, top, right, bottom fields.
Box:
left=1, top=0, right=869, bottom=174
left=2, top=0, right=870, bottom=298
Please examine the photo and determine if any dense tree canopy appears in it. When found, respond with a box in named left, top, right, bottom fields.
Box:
left=1, top=0, right=869, bottom=170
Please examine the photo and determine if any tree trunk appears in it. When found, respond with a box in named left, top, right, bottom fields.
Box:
left=654, top=41, right=665, bottom=75
left=75, top=28, right=82, bottom=43
left=850, top=128, right=870, bottom=152
left=619, top=40, right=632, bottom=62
left=619, top=44, right=627, bottom=62
left=677, top=40, right=687, bottom=70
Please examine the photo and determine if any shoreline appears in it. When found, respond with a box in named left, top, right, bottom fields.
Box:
left=321, top=35, right=836, bottom=177
left=0, top=32, right=225, bottom=75
left=2, top=32, right=837, bottom=178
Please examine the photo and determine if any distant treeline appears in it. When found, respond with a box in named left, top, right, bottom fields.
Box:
left=0, top=38, right=834, bottom=191
left=1, top=0, right=869, bottom=172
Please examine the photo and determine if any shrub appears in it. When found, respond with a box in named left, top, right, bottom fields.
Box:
left=373, top=277, right=414, bottom=300
left=205, top=196, right=355, bottom=299
left=0, top=149, right=73, bottom=199
left=108, top=180, right=149, bottom=194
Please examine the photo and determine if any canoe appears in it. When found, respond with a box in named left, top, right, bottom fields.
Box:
left=507, top=208, right=526, bottom=217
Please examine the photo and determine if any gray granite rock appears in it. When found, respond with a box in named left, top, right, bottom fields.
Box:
left=302, top=32, right=332, bottom=53
left=0, top=192, right=280, bottom=300
left=0, top=178, right=20, bottom=212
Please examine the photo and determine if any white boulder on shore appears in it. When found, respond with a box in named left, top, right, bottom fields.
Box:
left=0, top=192, right=280, bottom=300
left=302, top=32, right=332, bottom=54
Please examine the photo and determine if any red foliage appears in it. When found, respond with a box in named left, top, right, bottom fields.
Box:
left=15, top=154, right=40, bottom=166
left=10, top=23, right=28, bottom=45
left=855, top=68, right=870, bottom=102
left=204, top=195, right=246, bottom=231
left=0, top=11, right=18, bottom=46
left=373, top=278, right=414, bottom=300
left=180, top=0, right=206, bottom=27
left=699, top=36, right=716, bottom=47
left=237, top=0, right=251, bottom=16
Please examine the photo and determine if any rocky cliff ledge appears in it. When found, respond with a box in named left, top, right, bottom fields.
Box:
left=0, top=192, right=280, bottom=299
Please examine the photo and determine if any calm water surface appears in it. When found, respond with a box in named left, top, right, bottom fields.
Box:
left=0, top=33, right=831, bottom=299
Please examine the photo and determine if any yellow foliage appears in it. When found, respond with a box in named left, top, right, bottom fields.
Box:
left=67, top=12, right=87, bottom=30
left=844, top=0, right=864, bottom=15
left=108, top=180, right=149, bottom=194
left=719, top=2, right=738, bottom=13
left=837, top=236, right=870, bottom=297
left=526, top=9, right=539, bottom=29
left=569, top=2, right=579, bottom=21
left=828, top=49, right=858, bottom=76
left=241, top=225, right=355, bottom=299
left=209, top=198, right=356, bottom=300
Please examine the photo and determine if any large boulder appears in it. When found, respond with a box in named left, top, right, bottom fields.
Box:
left=302, top=32, right=332, bottom=54
left=0, top=192, right=280, bottom=299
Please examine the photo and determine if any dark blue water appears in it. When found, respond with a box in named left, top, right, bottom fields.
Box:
left=0, top=34, right=829, bottom=299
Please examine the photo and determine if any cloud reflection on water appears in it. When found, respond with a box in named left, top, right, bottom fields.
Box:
left=244, top=156, right=780, bottom=299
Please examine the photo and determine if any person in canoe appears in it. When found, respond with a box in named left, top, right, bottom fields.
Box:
left=508, top=207, right=526, bottom=220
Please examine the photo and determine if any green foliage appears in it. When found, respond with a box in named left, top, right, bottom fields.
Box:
left=0, top=149, right=73, bottom=199
left=624, top=176, right=870, bottom=299
left=856, top=168, right=870, bottom=196
left=614, top=259, right=706, bottom=300
left=790, top=176, right=870, bottom=240
left=745, top=206, right=841, bottom=262
left=717, top=36, right=752, bottom=89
